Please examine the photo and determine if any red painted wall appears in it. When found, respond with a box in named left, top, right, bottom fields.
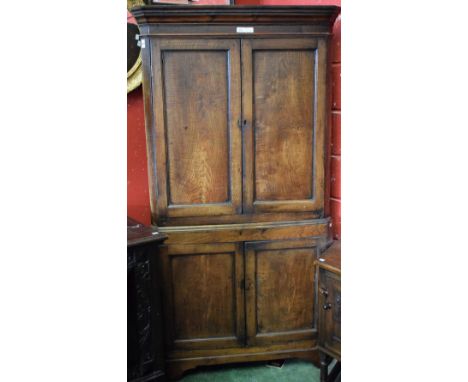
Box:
left=127, top=1, right=341, bottom=237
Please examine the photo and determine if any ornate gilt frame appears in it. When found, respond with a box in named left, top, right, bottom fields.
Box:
left=127, top=0, right=145, bottom=93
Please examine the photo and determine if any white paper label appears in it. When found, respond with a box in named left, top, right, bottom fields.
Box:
left=236, top=27, right=254, bottom=33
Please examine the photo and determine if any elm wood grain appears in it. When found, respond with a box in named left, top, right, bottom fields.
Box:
left=253, top=49, right=314, bottom=201
left=242, top=38, right=327, bottom=215
left=163, top=50, right=229, bottom=205
left=149, top=38, right=242, bottom=220
left=158, top=243, right=245, bottom=352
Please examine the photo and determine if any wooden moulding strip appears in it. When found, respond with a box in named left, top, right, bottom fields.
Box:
left=159, top=219, right=330, bottom=244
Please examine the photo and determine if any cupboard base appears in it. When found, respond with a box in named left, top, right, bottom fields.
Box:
left=165, top=344, right=320, bottom=380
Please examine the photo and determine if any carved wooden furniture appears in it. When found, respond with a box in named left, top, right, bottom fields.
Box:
left=132, top=5, right=340, bottom=379
left=128, top=217, right=167, bottom=382
left=317, top=241, right=341, bottom=382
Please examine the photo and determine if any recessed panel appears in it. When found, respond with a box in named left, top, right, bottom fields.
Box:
left=256, top=248, right=315, bottom=333
left=163, top=51, right=230, bottom=205
left=171, top=253, right=236, bottom=339
left=253, top=50, right=315, bottom=201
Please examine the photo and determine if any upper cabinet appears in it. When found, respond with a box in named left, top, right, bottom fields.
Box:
left=134, top=5, right=339, bottom=225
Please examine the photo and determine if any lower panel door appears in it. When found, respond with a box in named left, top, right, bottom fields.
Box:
left=160, top=243, right=245, bottom=351
left=244, top=238, right=319, bottom=347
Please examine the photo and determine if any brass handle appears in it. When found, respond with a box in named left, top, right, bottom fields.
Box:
left=323, top=303, right=332, bottom=310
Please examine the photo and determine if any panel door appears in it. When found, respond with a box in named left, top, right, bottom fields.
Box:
left=318, top=268, right=341, bottom=357
left=244, top=238, right=318, bottom=346
left=159, top=243, right=245, bottom=351
left=149, top=39, right=242, bottom=220
left=241, top=38, right=327, bottom=216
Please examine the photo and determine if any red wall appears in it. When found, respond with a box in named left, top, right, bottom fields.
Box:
left=127, top=1, right=341, bottom=239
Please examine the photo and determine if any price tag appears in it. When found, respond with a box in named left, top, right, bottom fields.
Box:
left=236, top=27, right=254, bottom=33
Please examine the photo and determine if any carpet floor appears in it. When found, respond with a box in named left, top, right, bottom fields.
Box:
left=180, top=359, right=322, bottom=382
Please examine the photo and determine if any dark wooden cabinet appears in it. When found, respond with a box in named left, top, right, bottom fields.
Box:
left=133, top=4, right=339, bottom=379
left=317, top=241, right=341, bottom=382
left=128, top=218, right=167, bottom=382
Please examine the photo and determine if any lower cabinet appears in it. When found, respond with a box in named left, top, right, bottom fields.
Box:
left=157, top=238, right=321, bottom=378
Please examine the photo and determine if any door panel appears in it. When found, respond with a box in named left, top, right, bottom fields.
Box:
left=150, top=39, right=242, bottom=219
left=242, top=38, right=327, bottom=215
left=253, top=49, right=314, bottom=202
left=245, top=238, right=318, bottom=346
left=160, top=243, right=245, bottom=350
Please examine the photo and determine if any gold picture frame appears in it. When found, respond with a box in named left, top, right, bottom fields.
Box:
left=127, top=0, right=145, bottom=93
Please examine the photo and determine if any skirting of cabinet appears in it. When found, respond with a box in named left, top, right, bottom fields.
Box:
left=165, top=342, right=320, bottom=380
left=157, top=236, right=323, bottom=380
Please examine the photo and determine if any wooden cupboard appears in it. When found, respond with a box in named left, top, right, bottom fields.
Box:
left=133, top=5, right=339, bottom=379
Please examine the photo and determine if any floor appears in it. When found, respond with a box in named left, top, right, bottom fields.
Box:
left=180, top=359, right=324, bottom=382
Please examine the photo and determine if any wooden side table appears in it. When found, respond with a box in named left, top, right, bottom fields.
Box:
left=128, top=217, right=167, bottom=382
left=317, top=241, right=341, bottom=382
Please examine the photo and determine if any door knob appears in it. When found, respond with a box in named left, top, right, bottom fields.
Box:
left=323, top=303, right=332, bottom=310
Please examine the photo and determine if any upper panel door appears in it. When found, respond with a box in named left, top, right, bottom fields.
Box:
left=148, top=39, right=242, bottom=221
left=242, top=38, right=327, bottom=216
